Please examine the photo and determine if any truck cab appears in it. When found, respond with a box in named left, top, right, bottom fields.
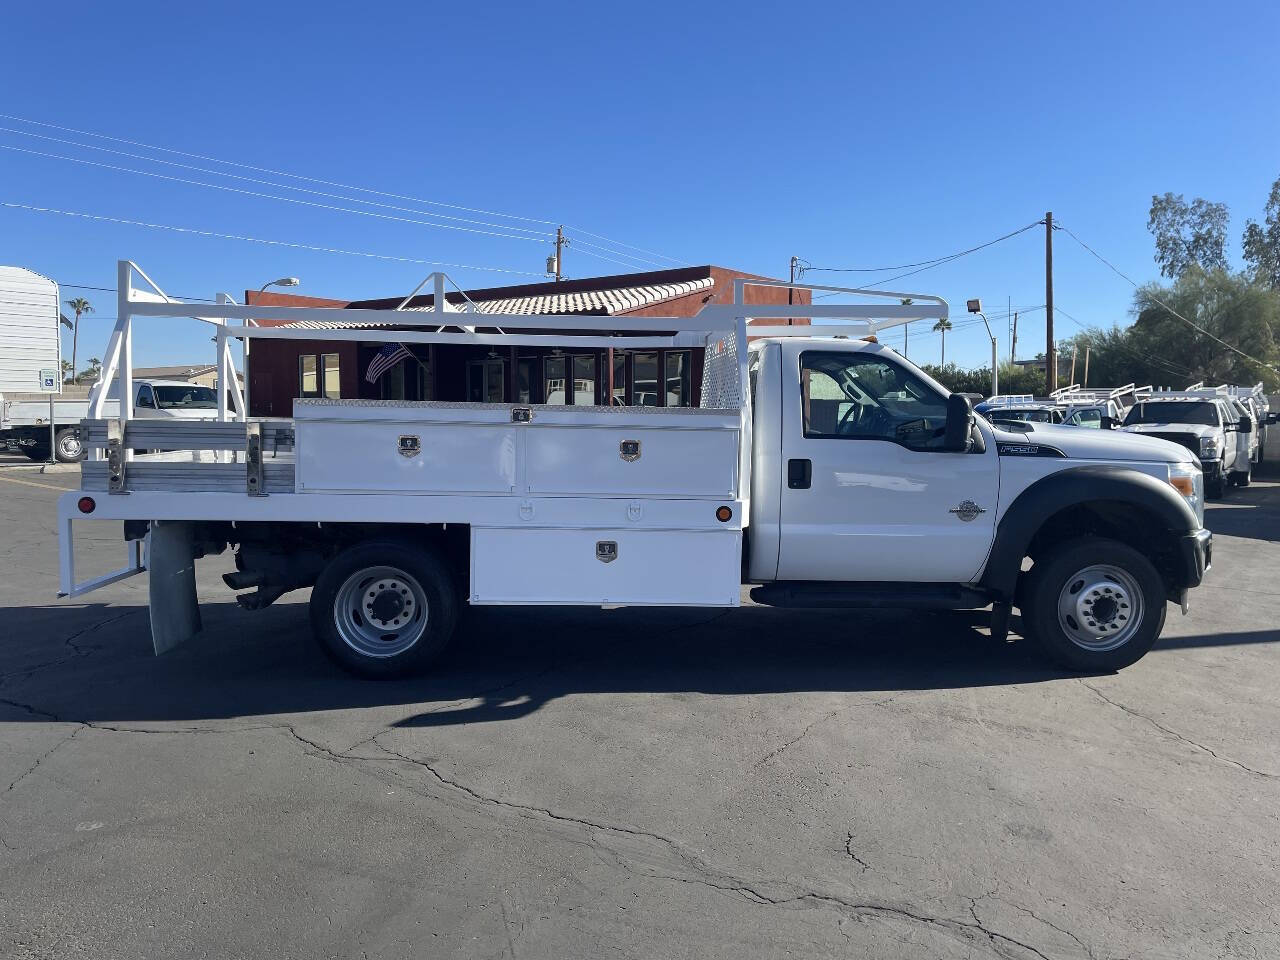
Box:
left=745, top=337, right=1209, bottom=671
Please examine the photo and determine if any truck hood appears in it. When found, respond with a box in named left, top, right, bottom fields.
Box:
left=992, top=422, right=1195, bottom=464
left=1120, top=422, right=1217, bottom=439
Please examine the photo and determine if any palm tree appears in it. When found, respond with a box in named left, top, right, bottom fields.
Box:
left=61, top=359, right=73, bottom=382
left=87, top=357, right=102, bottom=382
left=933, top=318, right=953, bottom=366
left=65, top=297, right=94, bottom=383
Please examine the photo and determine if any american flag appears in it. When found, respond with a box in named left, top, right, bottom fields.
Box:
left=366, top=343, right=413, bottom=384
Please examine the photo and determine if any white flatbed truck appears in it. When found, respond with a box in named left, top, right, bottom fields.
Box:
left=58, top=262, right=1213, bottom=677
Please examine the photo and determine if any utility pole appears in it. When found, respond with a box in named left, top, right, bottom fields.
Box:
left=1069, top=343, right=1077, bottom=385
left=1083, top=344, right=1090, bottom=386
left=1011, top=312, right=1018, bottom=362
left=1045, top=212, right=1056, bottom=392
left=550, top=225, right=567, bottom=282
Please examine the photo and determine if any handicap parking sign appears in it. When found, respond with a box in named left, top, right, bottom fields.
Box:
left=39, top=368, right=58, bottom=391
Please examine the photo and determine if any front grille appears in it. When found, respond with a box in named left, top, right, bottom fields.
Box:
left=1146, top=432, right=1199, bottom=456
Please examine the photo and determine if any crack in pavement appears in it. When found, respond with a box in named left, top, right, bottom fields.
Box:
left=357, top=734, right=1064, bottom=960
left=1079, top=680, right=1277, bottom=780
left=752, top=696, right=897, bottom=768
left=0, top=609, right=142, bottom=681
left=844, top=832, right=870, bottom=872
left=6, top=726, right=80, bottom=793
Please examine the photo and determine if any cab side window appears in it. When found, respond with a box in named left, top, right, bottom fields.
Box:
left=136, top=384, right=155, bottom=408
left=800, top=351, right=951, bottom=450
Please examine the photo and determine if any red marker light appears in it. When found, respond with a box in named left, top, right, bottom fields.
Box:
left=77, top=496, right=96, bottom=514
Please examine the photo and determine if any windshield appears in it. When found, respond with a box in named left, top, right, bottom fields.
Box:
left=1123, top=400, right=1218, bottom=426
left=153, top=385, right=218, bottom=409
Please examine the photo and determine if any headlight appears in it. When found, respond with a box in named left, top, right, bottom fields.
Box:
left=1199, top=436, right=1220, bottom=457
left=1169, top=461, right=1204, bottom=526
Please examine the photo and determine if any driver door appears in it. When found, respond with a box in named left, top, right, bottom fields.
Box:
left=776, top=346, right=999, bottom=583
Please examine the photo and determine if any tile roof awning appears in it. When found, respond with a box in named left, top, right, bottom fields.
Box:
left=273, top=277, right=713, bottom=329
left=424, top=277, right=714, bottom=316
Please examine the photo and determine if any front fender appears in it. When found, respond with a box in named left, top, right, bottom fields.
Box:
left=978, top=465, right=1199, bottom=600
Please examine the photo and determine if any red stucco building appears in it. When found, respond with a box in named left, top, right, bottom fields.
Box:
left=244, top=266, right=807, bottom=417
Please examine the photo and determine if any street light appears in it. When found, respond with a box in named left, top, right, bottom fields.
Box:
left=967, top=298, right=999, bottom=398
left=258, top=277, right=301, bottom=296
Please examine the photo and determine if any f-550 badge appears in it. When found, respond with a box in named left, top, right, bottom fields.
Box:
left=949, top=500, right=986, bottom=522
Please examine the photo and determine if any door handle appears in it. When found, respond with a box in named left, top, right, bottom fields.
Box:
left=788, top=458, right=812, bottom=489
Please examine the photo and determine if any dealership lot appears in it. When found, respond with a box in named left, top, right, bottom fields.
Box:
left=1, top=456, right=1277, bottom=959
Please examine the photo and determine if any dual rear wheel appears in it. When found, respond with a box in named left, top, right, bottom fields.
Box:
left=310, top=541, right=457, bottom=679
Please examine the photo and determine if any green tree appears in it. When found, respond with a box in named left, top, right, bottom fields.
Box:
left=1242, top=174, right=1280, bottom=290
left=1130, top=269, right=1279, bottom=389
left=932, top=317, right=952, bottom=366
left=64, top=297, right=94, bottom=383
left=1147, top=193, right=1230, bottom=279
left=60, top=359, right=72, bottom=382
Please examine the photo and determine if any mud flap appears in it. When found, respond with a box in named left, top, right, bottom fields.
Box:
left=147, top=520, right=202, bottom=654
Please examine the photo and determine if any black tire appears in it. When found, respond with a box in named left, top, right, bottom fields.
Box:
left=53, top=427, right=85, bottom=463
left=1235, top=463, right=1252, bottom=487
left=1206, top=468, right=1226, bottom=499
left=1018, top=537, right=1167, bottom=672
left=309, top=540, right=458, bottom=679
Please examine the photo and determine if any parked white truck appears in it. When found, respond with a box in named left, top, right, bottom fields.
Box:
left=1120, top=390, right=1253, bottom=496
left=58, top=263, right=1212, bottom=678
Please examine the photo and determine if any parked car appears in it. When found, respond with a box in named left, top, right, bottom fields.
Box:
left=1120, top=395, right=1250, bottom=497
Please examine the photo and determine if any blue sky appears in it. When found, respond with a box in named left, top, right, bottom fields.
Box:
left=1, top=0, right=1278, bottom=371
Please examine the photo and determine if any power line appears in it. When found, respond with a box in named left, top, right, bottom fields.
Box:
left=1, top=201, right=546, bottom=277
left=1053, top=305, right=1195, bottom=378
left=802, top=221, right=1043, bottom=275
left=0, top=112, right=687, bottom=267
left=811, top=222, right=1043, bottom=300
left=1055, top=220, right=1277, bottom=373
left=0, top=125, right=557, bottom=241
left=562, top=225, right=687, bottom=266
left=0, top=144, right=559, bottom=245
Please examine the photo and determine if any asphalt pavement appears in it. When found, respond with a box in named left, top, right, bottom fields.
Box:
left=1, top=452, right=1277, bottom=959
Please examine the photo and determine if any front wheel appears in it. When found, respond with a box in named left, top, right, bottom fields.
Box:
left=310, top=540, right=458, bottom=679
left=1018, top=538, right=1167, bottom=672
left=1233, top=463, right=1252, bottom=487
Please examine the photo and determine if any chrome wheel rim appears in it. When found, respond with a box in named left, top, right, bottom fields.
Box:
left=57, top=433, right=82, bottom=460
left=333, top=565, right=429, bottom=658
left=1056, top=564, right=1144, bottom=652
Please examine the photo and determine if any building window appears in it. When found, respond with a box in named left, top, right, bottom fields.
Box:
left=299, top=355, right=319, bottom=398
left=517, top=358, right=535, bottom=403
left=665, top=351, right=690, bottom=407
left=543, top=354, right=596, bottom=405
left=611, top=352, right=627, bottom=405
left=633, top=352, right=659, bottom=407
left=300, top=353, right=341, bottom=399
left=544, top=355, right=566, bottom=404
left=322, top=353, right=341, bottom=399
left=573, top=354, right=597, bottom=405
left=468, top=357, right=506, bottom=402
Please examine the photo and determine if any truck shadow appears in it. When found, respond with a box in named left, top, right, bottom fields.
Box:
left=1203, top=481, right=1280, bottom=542
left=1, top=600, right=1275, bottom=726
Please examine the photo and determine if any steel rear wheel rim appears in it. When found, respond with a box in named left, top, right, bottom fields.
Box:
left=334, top=565, right=429, bottom=658
left=1056, top=563, right=1144, bottom=652
left=58, top=433, right=82, bottom=459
